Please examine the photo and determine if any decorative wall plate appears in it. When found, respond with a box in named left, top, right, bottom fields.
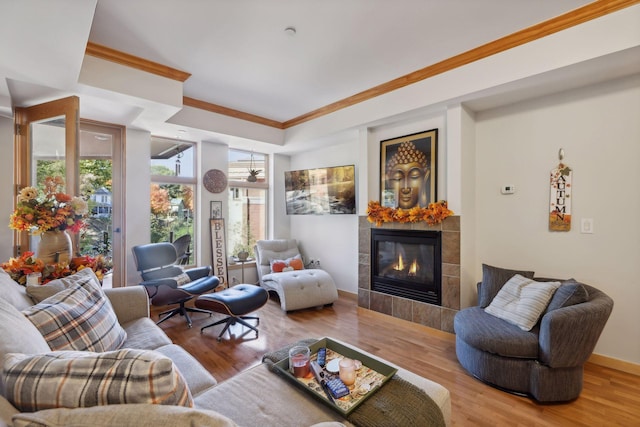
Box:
left=203, top=169, right=227, bottom=193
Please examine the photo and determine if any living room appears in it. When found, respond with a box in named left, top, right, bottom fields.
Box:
left=0, top=1, right=639, bottom=425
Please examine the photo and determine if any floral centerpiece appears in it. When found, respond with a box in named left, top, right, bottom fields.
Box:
left=1, top=251, right=112, bottom=285
left=367, top=200, right=454, bottom=227
left=9, top=176, right=88, bottom=235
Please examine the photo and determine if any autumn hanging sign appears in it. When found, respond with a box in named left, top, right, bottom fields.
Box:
left=549, top=156, right=572, bottom=231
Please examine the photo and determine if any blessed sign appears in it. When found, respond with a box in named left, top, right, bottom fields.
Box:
left=210, top=218, right=228, bottom=287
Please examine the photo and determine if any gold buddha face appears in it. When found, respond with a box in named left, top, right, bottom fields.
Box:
left=386, top=141, right=430, bottom=209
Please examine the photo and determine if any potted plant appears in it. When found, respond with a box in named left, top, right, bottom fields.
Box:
left=234, top=244, right=252, bottom=261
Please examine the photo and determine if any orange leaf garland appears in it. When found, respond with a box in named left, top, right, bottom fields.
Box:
left=367, top=200, right=453, bottom=226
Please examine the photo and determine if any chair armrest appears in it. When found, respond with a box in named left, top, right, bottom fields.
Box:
left=185, top=266, right=211, bottom=280
left=104, top=286, right=150, bottom=324
left=538, top=296, right=613, bottom=368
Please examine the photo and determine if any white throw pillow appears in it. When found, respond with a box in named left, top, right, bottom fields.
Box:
left=485, top=274, right=560, bottom=331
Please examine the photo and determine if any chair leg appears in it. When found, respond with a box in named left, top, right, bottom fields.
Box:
left=156, top=308, right=182, bottom=325
left=200, top=315, right=260, bottom=342
left=157, top=303, right=212, bottom=328
left=185, top=307, right=213, bottom=316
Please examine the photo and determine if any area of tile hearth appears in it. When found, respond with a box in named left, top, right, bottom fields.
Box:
left=357, top=215, right=460, bottom=333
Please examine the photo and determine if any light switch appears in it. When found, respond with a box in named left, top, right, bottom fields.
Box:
left=501, top=185, right=516, bottom=195
left=581, top=218, right=594, bottom=234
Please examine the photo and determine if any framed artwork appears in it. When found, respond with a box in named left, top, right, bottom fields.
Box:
left=284, top=164, right=356, bottom=215
left=380, top=129, right=437, bottom=209
left=210, top=219, right=228, bottom=288
left=210, top=201, right=222, bottom=219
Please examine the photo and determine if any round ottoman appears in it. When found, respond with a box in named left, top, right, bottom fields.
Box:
left=195, top=284, right=269, bottom=341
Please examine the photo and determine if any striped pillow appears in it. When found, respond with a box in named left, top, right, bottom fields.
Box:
left=3, top=349, right=193, bottom=412
left=485, top=274, right=560, bottom=331
left=22, top=270, right=126, bottom=352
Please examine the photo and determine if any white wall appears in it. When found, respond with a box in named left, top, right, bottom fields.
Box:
left=288, top=142, right=360, bottom=294
left=474, top=74, right=640, bottom=364
left=0, top=116, right=13, bottom=263
left=124, top=129, right=152, bottom=286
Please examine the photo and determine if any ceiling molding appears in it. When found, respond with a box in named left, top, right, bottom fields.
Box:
left=283, top=0, right=640, bottom=128
left=86, top=0, right=638, bottom=130
left=183, top=96, right=284, bottom=129
left=85, top=42, right=192, bottom=82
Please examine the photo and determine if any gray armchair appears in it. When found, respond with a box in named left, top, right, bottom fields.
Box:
left=132, top=242, right=219, bottom=327
left=454, top=273, right=613, bottom=402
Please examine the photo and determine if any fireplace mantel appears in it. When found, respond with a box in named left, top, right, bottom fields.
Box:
left=357, top=215, right=460, bottom=333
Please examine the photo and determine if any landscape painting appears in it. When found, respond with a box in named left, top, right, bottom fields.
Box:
left=285, top=165, right=356, bottom=215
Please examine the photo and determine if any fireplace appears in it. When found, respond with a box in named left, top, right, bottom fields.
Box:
left=370, top=229, right=442, bottom=305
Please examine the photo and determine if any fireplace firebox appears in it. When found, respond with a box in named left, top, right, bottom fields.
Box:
left=370, top=229, right=442, bottom=305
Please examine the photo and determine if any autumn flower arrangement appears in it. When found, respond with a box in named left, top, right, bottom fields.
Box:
left=9, top=176, right=88, bottom=235
left=1, top=251, right=112, bottom=285
left=367, top=200, right=454, bottom=227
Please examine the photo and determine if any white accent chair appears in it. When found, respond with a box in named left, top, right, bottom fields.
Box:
left=254, top=239, right=338, bottom=312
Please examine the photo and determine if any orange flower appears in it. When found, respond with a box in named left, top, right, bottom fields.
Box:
left=9, top=177, right=88, bottom=235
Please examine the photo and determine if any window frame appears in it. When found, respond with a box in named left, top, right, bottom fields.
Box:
left=227, top=149, right=269, bottom=258
left=150, top=137, right=198, bottom=265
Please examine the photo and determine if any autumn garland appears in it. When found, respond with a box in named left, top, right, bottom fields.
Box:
left=366, top=200, right=453, bottom=226
left=1, top=252, right=112, bottom=285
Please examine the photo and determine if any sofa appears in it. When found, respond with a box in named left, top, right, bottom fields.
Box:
left=0, top=267, right=451, bottom=426
left=454, top=264, right=613, bottom=402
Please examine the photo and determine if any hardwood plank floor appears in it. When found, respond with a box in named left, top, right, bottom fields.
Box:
left=155, top=293, right=640, bottom=426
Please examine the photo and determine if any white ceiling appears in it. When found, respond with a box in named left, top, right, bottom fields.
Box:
left=87, top=0, right=592, bottom=123
left=2, top=0, right=637, bottom=153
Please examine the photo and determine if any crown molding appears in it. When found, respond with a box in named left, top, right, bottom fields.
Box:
left=86, top=0, right=638, bottom=129
left=85, top=42, right=191, bottom=82
left=283, top=0, right=640, bottom=128
left=182, top=97, right=284, bottom=129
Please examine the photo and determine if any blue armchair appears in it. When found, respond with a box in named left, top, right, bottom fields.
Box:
left=132, top=242, right=219, bottom=327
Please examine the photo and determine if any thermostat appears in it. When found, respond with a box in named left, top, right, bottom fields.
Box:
left=501, top=185, right=516, bottom=195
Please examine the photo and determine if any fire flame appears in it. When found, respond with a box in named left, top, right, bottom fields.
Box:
left=408, top=259, right=418, bottom=277
left=394, top=254, right=404, bottom=271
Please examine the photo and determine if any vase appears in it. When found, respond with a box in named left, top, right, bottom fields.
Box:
left=37, top=230, right=73, bottom=264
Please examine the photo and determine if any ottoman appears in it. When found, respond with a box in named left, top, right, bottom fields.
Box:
left=196, top=284, right=269, bottom=341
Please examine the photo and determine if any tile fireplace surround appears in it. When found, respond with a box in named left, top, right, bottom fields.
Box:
left=358, top=215, right=460, bottom=333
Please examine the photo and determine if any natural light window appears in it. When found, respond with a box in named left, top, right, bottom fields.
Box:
left=227, top=150, right=268, bottom=258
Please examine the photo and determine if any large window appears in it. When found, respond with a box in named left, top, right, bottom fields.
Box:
left=227, top=150, right=268, bottom=259
left=150, top=137, right=197, bottom=265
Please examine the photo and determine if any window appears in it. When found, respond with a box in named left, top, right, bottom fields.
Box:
left=150, top=137, right=197, bottom=265
left=227, top=150, right=268, bottom=259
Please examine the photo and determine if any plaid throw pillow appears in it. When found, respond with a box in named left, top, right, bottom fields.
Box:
left=3, top=349, right=194, bottom=412
left=22, top=270, right=126, bottom=352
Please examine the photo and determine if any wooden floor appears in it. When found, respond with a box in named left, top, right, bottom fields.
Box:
left=156, top=293, right=640, bottom=427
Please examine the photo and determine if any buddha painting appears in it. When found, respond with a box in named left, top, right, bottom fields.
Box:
left=380, top=129, right=437, bottom=209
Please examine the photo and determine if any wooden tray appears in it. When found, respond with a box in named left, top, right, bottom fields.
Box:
left=273, top=337, right=398, bottom=416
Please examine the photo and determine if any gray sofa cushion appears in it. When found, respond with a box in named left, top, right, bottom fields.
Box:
left=154, top=344, right=217, bottom=397
left=454, top=307, right=539, bottom=358
left=120, top=317, right=173, bottom=350
left=544, top=279, right=589, bottom=314
left=478, top=264, right=535, bottom=308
